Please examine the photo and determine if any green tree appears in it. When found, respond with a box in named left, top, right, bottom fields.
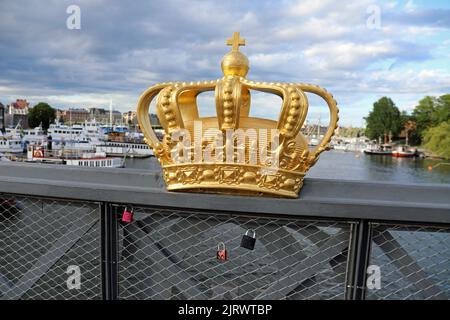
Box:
left=434, top=94, right=450, bottom=124
left=28, top=102, right=56, bottom=131
left=412, top=96, right=437, bottom=140
left=339, top=127, right=365, bottom=138
left=422, top=120, right=450, bottom=159
left=398, top=111, right=420, bottom=145
left=365, top=97, right=402, bottom=140
left=410, top=94, right=450, bottom=144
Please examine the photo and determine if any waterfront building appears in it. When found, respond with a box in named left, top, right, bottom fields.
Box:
left=0, top=103, right=4, bottom=132
left=149, top=113, right=161, bottom=127
left=59, top=108, right=90, bottom=124
left=123, top=111, right=137, bottom=125
left=88, top=107, right=122, bottom=124
left=5, top=99, right=30, bottom=129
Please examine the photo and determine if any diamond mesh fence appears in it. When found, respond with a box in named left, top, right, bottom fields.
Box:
left=116, top=205, right=354, bottom=300
left=366, top=223, right=450, bottom=300
left=0, top=194, right=101, bottom=300
left=2, top=192, right=449, bottom=300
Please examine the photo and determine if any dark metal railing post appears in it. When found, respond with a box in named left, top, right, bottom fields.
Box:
left=100, top=202, right=107, bottom=300
left=345, top=220, right=373, bottom=300
left=101, top=202, right=118, bottom=300
left=109, top=205, right=119, bottom=300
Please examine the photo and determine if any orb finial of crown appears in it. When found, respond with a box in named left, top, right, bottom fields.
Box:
left=221, top=32, right=249, bottom=77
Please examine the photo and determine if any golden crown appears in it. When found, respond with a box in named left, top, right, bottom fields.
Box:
left=137, top=32, right=339, bottom=198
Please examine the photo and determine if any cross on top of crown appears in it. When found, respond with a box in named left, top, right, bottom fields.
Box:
left=226, top=32, right=245, bottom=51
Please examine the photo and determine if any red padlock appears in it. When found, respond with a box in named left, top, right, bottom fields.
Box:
left=122, top=207, right=134, bottom=223
left=217, top=242, right=227, bottom=261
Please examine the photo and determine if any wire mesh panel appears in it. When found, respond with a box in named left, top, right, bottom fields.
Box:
left=116, top=206, right=353, bottom=300
left=366, top=223, right=450, bottom=300
left=0, top=193, right=101, bottom=300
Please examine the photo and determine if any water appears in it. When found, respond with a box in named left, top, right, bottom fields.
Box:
left=308, top=150, right=450, bottom=184
left=125, top=150, right=450, bottom=185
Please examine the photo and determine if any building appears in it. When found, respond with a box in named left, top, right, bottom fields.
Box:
left=123, top=111, right=137, bottom=125
left=88, top=107, right=108, bottom=123
left=5, top=99, right=30, bottom=129
left=122, top=111, right=160, bottom=127
left=59, top=108, right=90, bottom=124
left=0, top=103, right=4, bottom=132
left=122, top=111, right=162, bottom=130
left=88, top=107, right=122, bottom=124
left=7, top=99, right=29, bottom=115
left=112, top=110, right=122, bottom=124
left=150, top=113, right=161, bottom=127
left=56, top=109, right=64, bottom=122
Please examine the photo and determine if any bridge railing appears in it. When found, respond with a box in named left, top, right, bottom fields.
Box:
left=0, top=162, right=449, bottom=300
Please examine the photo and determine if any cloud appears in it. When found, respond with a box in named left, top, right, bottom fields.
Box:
left=0, top=0, right=449, bottom=126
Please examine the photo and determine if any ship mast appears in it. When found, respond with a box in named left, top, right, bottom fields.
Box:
left=317, top=115, right=321, bottom=138
left=109, top=99, right=113, bottom=128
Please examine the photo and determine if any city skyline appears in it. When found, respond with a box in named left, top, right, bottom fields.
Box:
left=0, top=0, right=449, bottom=126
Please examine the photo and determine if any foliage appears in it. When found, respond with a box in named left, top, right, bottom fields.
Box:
left=28, top=102, right=56, bottom=131
left=338, top=127, right=365, bottom=138
left=411, top=94, right=450, bottom=144
left=364, top=97, right=402, bottom=140
left=422, top=120, right=450, bottom=159
left=364, top=94, right=449, bottom=146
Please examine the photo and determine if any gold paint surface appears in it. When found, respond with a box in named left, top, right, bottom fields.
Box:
left=137, top=32, right=339, bottom=198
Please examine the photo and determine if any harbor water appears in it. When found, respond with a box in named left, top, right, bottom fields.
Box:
left=125, top=150, right=450, bottom=185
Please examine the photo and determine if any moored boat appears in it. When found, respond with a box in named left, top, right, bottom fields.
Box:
left=392, top=146, right=418, bottom=158
left=0, top=135, right=23, bottom=154
left=363, top=143, right=393, bottom=155
left=95, top=132, right=153, bottom=158
left=27, top=144, right=125, bottom=168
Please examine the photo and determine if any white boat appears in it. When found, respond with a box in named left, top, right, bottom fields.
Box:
left=0, top=135, right=23, bottom=154
left=96, top=131, right=153, bottom=158
left=64, top=152, right=125, bottom=168
left=308, top=137, right=320, bottom=146
left=5, top=123, right=47, bottom=145
left=50, top=137, right=97, bottom=152
left=22, top=126, right=46, bottom=144
left=331, top=136, right=370, bottom=152
left=27, top=145, right=124, bottom=168
left=96, top=141, right=153, bottom=158
left=333, top=142, right=349, bottom=151
left=47, top=120, right=102, bottom=152
left=81, top=120, right=104, bottom=140
left=363, top=143, right=393, bottom=155
left=48, top=121, right=85, bottom=141
left=4, top=128, right=22, bottom=140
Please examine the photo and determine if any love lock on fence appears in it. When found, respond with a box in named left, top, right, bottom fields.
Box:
left=240, top=229, right=256, bottom=250
left=216, top=242, right=227, bottom=261
left=121, top=207, right=134, bottom=223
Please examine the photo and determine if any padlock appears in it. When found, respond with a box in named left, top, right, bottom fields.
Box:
left=216, top=242, right=227, bottom=261
left=240, top=229, right=256, bottom=250
left=122, top=207, right=134, bottom=223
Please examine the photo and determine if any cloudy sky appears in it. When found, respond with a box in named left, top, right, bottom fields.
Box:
left=0, top=0, right=449, bottom=126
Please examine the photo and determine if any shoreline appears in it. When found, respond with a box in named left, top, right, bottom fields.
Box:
left=418, top=148, right=448, bottom=160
